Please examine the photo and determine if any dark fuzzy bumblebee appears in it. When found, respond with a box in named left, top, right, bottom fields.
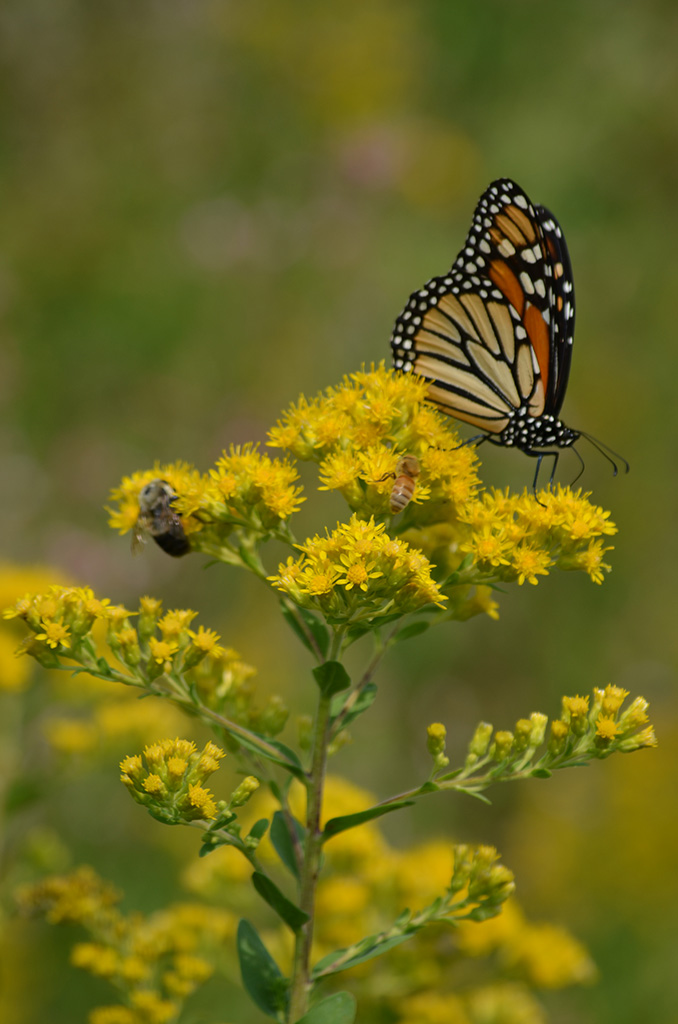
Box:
left=133, top=479, right=190, bottom=557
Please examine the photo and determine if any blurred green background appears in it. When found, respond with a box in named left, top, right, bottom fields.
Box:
left=1, top=1, right=677, bottom=1021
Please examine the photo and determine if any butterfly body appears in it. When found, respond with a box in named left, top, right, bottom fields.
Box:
left=390, top=178, right=622, bottom=487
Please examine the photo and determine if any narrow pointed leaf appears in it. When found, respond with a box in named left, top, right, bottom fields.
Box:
left=330, top=683, right=377, bottom=728
left=252, top=872, right=309, bottom=931
left=234, top=732, right=305, bottom=779
left=236, top=919, right=287, bottom=1019
left=296, top=991, right=357, bottom=1023
left=271, top=810, right=305, bottom=879
left=322, top=800, right=414, bottom=840
left=313, top=933, right=414, bottom=978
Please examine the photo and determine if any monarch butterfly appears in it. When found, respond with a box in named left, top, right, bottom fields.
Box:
left=390, top=178, right=628, bottom=490
left=386, top=454, right=421, bottom=514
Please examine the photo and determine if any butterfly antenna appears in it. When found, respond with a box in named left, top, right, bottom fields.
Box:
left=579, top=432, right=630, bottom=476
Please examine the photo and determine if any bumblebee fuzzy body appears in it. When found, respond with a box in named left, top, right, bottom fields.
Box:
left=134, top=479, right=190, bottom=557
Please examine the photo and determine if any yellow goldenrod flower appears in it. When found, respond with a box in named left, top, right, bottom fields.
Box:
left=143, top=774, right=166, bottom=796
left=208, top=444, right=305, bottom=527
left=35, top=620, right=71, bottom=649
left=595, top=715, right=620, bottom=741
left=562, top=695, right=589, bottom=718
left=187, top=784, right=218, bottom=820
left=269, top=364, right=479, bottom=519
left=511, top=545, right=553, bottom=586
left=167, top=757, right=188, bottom=780
left=269, top=514, right=446, bottom=620
left=599, top=684, right=629, bottom=715
left=158, top=609, right=197, bottom=639
left=148, top=637, right=179, bottom=666
left=121, top=739, right=225, bottom=824
left=186, top=626, right=224, bottom=658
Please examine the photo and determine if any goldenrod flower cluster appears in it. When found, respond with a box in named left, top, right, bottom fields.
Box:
left=5, top=587, right=288, bottom=742
left=451, top=685, right=656, bottom=792
left=559, top=684, right=656, bottom=753
left=269, top=513, right=446, bottom=621
left=107, top=447, right=304, bottom=559
left=101, top=367, right=620, bottom=634
left=455, top=485, right=617, bottom=585
left=189, top=775, right=593, bottom=1020
left=0, top=564, right=69, bottom=692
left=120, top=739, right=226, bottom=824
left=17, top=866, right=235, bottom=1024
left=268, top=365, right=617, bottom=592
left=4, top=584, right=110, bottom=666
left=269, top=366, right=479, bottom=516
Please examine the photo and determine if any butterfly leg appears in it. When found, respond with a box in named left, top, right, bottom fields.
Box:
left=450, top=433, right=489, bottom=452
left=569, top=444, right=586, bottom=487
left=523, top=450, right=557, bottom=503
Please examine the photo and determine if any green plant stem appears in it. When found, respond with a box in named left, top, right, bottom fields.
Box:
left=330, top=625, right=399, bottom=738
left=287, top=683, right=335, bottom=1020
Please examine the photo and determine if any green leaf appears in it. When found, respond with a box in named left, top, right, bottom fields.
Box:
left=296, top=991, right=357, bottom=1024
left=330, top=683, right=377, bottom=729
left=313, top=661, right=351, bottom=698
left=322, top=800, right=414, bottom=840
left=247, top=818, right=270, bottom=841
left=313, top=933, right=414, bottom=978
left=280, top=600, right=330, bottom=658
left=530, top=767, right=552, bottom=778
left=252, top=872, right=309, bottom=932
left=236, top=919, right=288, bottom=1019
left=235, top=732, right=305, bottom=779
left=270, top=810, right=305, bottom=879
left=454, top=787, right=492, bottom=805
left=393, top=620, right=430, bottom=643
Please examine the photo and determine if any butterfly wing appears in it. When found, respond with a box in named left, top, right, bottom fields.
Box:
left=532, top=202, right=575, bottom=414
left=391, top=179, right=575, bottom=434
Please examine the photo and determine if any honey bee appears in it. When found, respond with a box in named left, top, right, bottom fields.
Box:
left=133, top=479, right=190, bottom=557
left=387, top=454, right=421, bottom=514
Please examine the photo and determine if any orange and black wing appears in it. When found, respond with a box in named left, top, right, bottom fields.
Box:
left=390, top=178, right=575, bottom=434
